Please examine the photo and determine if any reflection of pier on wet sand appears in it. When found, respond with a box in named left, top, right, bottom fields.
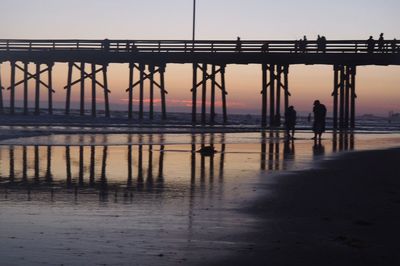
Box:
left=0, top=134, right=233, bottom=202
left=0, top=131, right=398, bottom=266
left=0, top=132, right=359, bottom=202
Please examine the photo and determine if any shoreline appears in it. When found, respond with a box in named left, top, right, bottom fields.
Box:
left=1, top=126, right=399, bottom=144
left=214, top=147, right=400, bottom=266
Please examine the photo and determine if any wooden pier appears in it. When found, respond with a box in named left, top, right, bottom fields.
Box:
left=0, top=39, right=399, bottom=129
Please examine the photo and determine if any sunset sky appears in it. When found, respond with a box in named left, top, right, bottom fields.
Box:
left=0, top=0, right=399, bottom=115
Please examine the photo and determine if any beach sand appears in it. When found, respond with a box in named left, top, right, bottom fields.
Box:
left=215, top=148, right=400, bottom=266
left=1, top=130, right=399, bottom=265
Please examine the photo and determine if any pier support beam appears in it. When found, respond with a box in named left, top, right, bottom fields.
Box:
left=126, top=63, right=168, bottom=121
left=139, top=63, right=145, bottom=120
left=339, top=66, right=345, bottom=129
left=65, top=63, right=73, bottom=115
left=210, top=65, right=216, bottom=124
left=160, top=65, right=167, bottom=120
left=191, top=64, right=228, bottom=125
left=23, top=62, right=29, bottom=115
left=6, top=62, right=54, bottom=115
left=128, top=63, right=134, bottom=119
left=350, top=66, right=357, bottom=128
left=192, top=64, right=197, bottom=124
left=10, top=61, right=16, bottom=114
left=269, top=65, right=275, bottom=126
left=47, top=63, right=55, bottom=114
left=261, top=64, right=291, bottom=128
left=261, top=64, right=268, bottom=127
left=201, top=64, right=207, bottom=125
left=332, top=65, right=339, bottom=129
left=332, top=65, right=357, bottom=130
left=64, top=63, right=110, bottom=117
left=80, top=62, right=85, bottom=116
left=220, top=66, right=228, bottom=123
left=103, top=64, right=110, bottom=117
left=275, top=65, right=282, bottom=126
left=149, top=65, right=155, bottom=120
left=91, top=64, right=97, bottom=117
left=35, top=63, right=41, bottom=115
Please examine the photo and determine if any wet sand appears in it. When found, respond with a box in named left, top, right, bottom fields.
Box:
left=1, top=132, right=400, bottom=265
left=216, top=148, right=400, bottom=266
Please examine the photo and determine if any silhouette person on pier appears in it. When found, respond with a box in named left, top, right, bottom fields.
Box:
left=391, top=39, right=398, bottom=53
left=284, top=106, right=297, bottom=139
left=236, top=36, right=242, bottom=52
left=294, top=40, right=300, bottom=53
left=312, top=100, right=327, bottom=143
left=367, top=36, right=375, bottom=53
left=127, top=41, right=138, bottom=52
left=317, top=35, right=321, bottom=52
left=261, top=42, right=269, bottom=53
left=103, top=38, right=110, bottom=52
left=378, top=33, right=385, bottom=52
left=299, top=36, right=308, bottom=53
left=317, top=35, right=327, bottom=53
left=321, top=36, right=327, bottom=53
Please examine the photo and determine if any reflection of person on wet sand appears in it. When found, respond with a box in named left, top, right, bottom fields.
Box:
left=313, top=143, right=325, bottom=156
left=283, top=139, right=295, bottom=159
left=312, top=100, right=327, bottom=143
left=284, top=106, right=297, bottom=139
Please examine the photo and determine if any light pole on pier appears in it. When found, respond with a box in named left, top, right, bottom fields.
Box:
left=192, top=0, right=196, bottom=46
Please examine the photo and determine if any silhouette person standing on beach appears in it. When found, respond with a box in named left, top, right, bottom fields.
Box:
left=312, top=100, right=327, bottom=143
left=378, top=33, right=385, bottom=52
left=285, top=106, right=297, bottom=139
left=366, top=36, right=375, bottom=53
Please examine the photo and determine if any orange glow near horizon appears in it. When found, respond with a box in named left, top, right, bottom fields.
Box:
left=1, top=62, right=399, bottom=116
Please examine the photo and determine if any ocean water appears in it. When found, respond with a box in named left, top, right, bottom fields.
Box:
left=0, top=130, right=400, bottom=265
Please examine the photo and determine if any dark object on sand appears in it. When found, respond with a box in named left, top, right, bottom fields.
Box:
left=197, top=146, right=217, bottom=156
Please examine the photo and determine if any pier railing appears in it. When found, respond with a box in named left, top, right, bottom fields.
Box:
left=0, top=39, right=399, bottom=54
